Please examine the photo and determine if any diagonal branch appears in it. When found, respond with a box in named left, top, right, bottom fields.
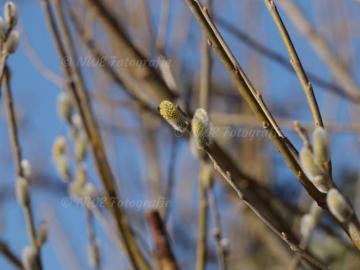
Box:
left=183, top=0, right=360, bottom=252
left=42, top=1, right=151, bottom=269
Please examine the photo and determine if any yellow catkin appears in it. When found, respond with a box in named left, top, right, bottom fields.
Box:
left=159, top=100, right=189, bottom=132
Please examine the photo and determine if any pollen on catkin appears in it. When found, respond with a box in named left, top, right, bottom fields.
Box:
left=327, top=188, right=353, bottom=223
left=158, top=100, right=189, bottom=132
left=53, top=135, right=67, bottom=157
left=16, top=176, right=30, bottom=207
left=192, top=108, right=212, bottom=149
left=312, top=127, right=330, bottom=168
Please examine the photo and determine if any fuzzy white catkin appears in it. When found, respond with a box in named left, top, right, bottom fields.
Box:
left=53, top=135, right=67, bottom=157
left=22, top=246, right=39, bottom=270
left=57, top=93, right=73, bottom=123
left=300, top=214, right=314, bottom=238
left=312, top=127, right=330, bottom=167
left=299, top=147, right=321, bottom=179
left=4, top=1, right=17, bottom=26
left=75, top=133, right=87, bottom=162
left=21, top=159, right=32, bottom=179
left=327, top=189, right=353, bottom=223
left=71, top=113, right=82, bottom=129
left=192, top=108, right=211, bottom=149
left=3, top=29, right=19, bottom=54
left=55, top=156, right=71, bottom=181
left=16, top=177, right=30, bottom=207
left=312, top=175, right=331, bottom=193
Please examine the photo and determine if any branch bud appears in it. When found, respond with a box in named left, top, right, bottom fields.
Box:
left=4, top=1, right=17, bottom=27
left=312, top=127, right=330, bottom=168
left=192, top=108, right=212, bottom=149
left=327, top=188, right=353, bottom=223
left=16, top=176, right=30, bottom=207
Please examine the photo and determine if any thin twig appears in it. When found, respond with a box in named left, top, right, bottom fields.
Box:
left=264, top=0, right=323, bottom=128
left=207, top=185, right=227, bottom=270
left=145, top=210, right=178, bottom=270
left=277, top=0, right=360, bottom=100
left=210, top=113, right=360, bottom=134
left=3, top=67, right=43, bottom=269
left=184, top=0, right=360, bottom=252
left=215, top=16, right=355, bottom=102
left=205, top=151, right=330, bottom=270
left=195, top=162, right=209, bottom=270
left=0, top=240, right=23, bottom=270
left=42, top=1, right=150, bottom=269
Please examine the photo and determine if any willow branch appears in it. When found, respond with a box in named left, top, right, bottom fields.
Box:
left=146, top=210, right=178, bottom=270
left=42, top=1, right=150, bottom=269
left=184, top=0, right=360, bottom=251
left=196, top=162, right=209, bottom=270
left=3, top=68, right=43, bottom=269
left=215, top=17, right=355, bottom=102
left=0, top=240, right=23, bottom=270
left=264, top=0, right=323, bottom=128
left=277, top=0, right=360, bottom=100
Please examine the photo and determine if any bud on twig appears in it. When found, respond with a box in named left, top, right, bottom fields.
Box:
left=158, top=100, right=190, bottom=132
left=16, top=176, right=30, bottom=207
left=21, top=159, right=32, bottom=179
left=327, top=189, right=353, bottom=223
left=53, top=135, right=67, bottom=157
left=37, top=221, right=48, bottom=247
left=312, top=127, right=330, bottom=168
left=57, top=93, right=73, bottom=124
left=4, top=1, right=17, bottom=27
left=22, top=246, right=39, bottom=270
left=299, top=147, right=331, bottom=192
left=299, top=147, right=321, bottom=179
left=300, top=214, right=314, bottom=238
left=192, top=108, right=211, bottom=149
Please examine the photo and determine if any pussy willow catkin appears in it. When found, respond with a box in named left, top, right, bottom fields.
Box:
left=159, top=100, right=189, bottom=132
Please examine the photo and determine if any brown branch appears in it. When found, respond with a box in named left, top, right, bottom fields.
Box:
left=3, top=68, right=43, bottom=269
left=42, top=1, right=150, bottom=269
left=145, top=210, right=178, bottom=270
left=183, top=0, right=360, bottom=252
left=277, top=0, right=360, bottom=100
left=0, top=240, right=23, bottom=270
left=264, top=0, right=323, bottom=128
left=215, top=16, right=357, bottom=102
